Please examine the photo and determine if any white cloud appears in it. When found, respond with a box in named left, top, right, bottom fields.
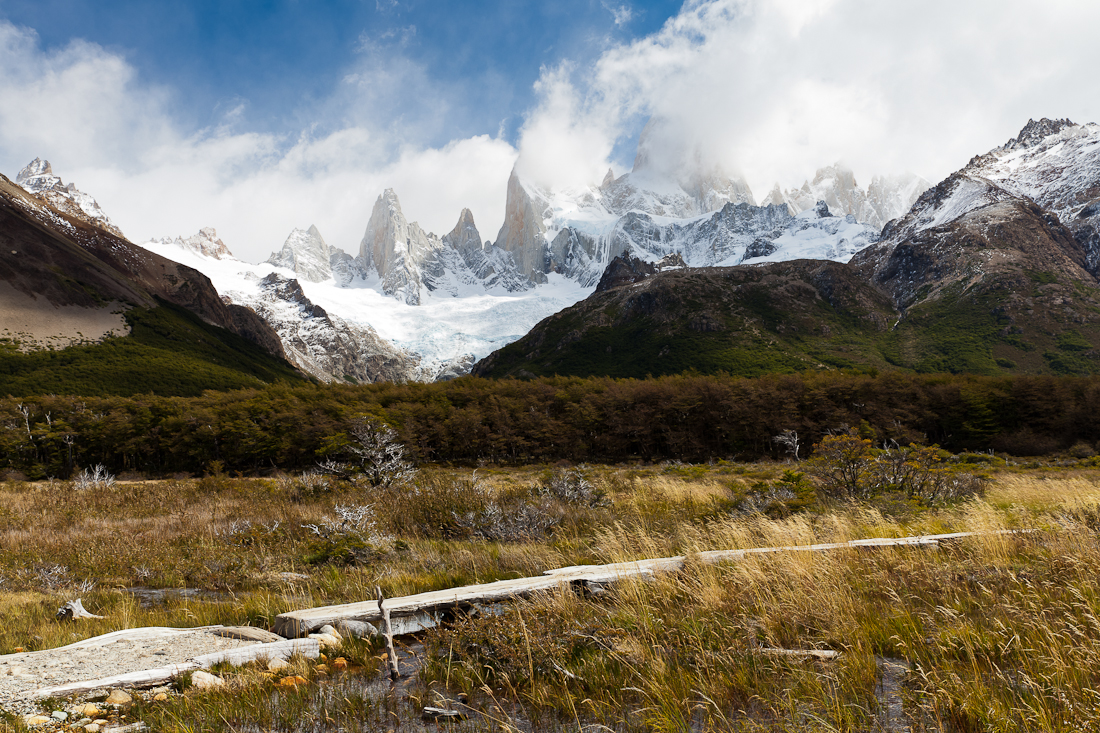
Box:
left=602, top=2, right=634, bottom=27
left=0, top=20, right=517, bottom=262
left=517, top=0, right=1100, bottom=197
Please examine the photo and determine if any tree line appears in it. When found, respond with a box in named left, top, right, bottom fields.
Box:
left=2, top=371, right=1098, bottom=478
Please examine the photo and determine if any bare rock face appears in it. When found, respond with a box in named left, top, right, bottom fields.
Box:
left=358, top=189, right=440, bottom=304
left=360, top=191, right=531, bottom=303
left=266, top=225, right=333, bottom=282
left=493, top=170, right=552, bottom=284
left=15, top=158, right=125, bottom=238
left=595, top=254, right=657, bottom=293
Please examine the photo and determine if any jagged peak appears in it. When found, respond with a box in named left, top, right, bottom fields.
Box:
left=16, top=157, right=52, bottom=184
left=455, top=208, right=476, bottom=229
left=811, top=162, right=858, bottom=189
left=307, top=224, right=324, bottom=240
left=1003, top=118, right=1078, bottom=151
left=600, top=168, right=616, bottom=189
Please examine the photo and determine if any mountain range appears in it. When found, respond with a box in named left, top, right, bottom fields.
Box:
left=3, top=117, right=1096, bottom=394
left=475, top=119, right=1100, bottom=379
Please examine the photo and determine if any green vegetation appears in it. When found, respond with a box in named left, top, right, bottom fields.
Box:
left=0, top=300, right=306, bottom=398
left=5, top=371, right=1100, bottom=478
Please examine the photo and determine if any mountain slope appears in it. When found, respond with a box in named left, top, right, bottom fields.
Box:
left=473, top=259, right=898, bottom=379
left=0, top=171, right=303, bottom=396
left=851, top=118, right=1100, bottom=375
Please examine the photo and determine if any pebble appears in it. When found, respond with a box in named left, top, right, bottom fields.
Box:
left=84, top=724, right=100, bottom=733
left=105, top=690, right=132, bottom=707
left=267, top=658, right=288, bottom=672
left=335, top=620, right=379, bottom=639
left=190, top=671, right=225, bottom=690
left=50, top=710, right=67, bottom=721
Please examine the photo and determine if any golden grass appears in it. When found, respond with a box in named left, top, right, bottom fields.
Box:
left=4, top=466, right=1100, bottom=730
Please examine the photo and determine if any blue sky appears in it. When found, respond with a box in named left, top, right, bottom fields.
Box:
left=0, top=0, right=681, bottom=147
left=0, top=0, right=1098, bottom=261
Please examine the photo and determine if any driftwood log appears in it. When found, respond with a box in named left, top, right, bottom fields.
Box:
left=55, top=599, right=105, bottom=621
left=32, top=638, right=319, bottom=699
left=272, top=530, right=1020, bottom=637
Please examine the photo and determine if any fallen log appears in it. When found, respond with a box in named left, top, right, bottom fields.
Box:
left=32, top=638, right=320, bottom=699
left=272, top=530, right=1025, bottom=637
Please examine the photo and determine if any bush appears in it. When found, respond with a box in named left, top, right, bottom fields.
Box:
left=302, top=504, right=395, bottom=565
left=346, top=417, right=416, bottom=488
left=805, top=430, right=988, bottom=505
left=538, top=467, right=608, bottom=507
left=70, top=464, right=115, bottom=491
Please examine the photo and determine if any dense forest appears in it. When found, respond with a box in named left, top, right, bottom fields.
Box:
left=2, top=371, right=1098, bottom=478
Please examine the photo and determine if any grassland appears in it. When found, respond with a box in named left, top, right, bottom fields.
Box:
left=2, top=462, right=1100, bottom=731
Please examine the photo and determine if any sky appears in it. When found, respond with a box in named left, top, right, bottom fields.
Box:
left=0, top=0, right=1098, bottom=262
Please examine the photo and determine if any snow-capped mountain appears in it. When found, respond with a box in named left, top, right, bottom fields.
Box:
left=15, top=158, right=124, bottom=238
left=968, top=118, right=1100, bottom=272
left=493, top=166, right=880, bottom=287
left=227, top=273, right=421, bottom=384
left=860, top=119, right=1100, bottom=266
left=145, top=226, right=234, bottom=260
left=761, top=164, right=931, bottom=231
left=356, top=190, right=530, bottom=305
left=266, top=225, right=338, bottom=282
left=852, top=118, right=1100, bottom=309
left=140, top=224, right=587, bottom=383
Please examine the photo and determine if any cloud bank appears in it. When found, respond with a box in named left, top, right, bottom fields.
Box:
left=516, top=0, right=1100, bottom=197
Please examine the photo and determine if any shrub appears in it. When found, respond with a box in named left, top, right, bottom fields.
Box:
left=302, top=504, right=394, bottom=566
left=538, top=467, right=608, bottom=507
left=805, top=430, right=988, bottom=504
left=346, top=417, right=416, bottom=488
left=70, top=464, right=116, bottom=491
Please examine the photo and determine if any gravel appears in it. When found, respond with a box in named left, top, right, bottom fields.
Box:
left=0, top=628, right=266, bottom=716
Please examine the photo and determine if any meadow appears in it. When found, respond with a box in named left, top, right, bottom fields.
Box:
left=2, top=453, right=1100, bottom=731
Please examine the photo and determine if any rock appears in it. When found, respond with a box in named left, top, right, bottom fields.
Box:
left=76, top=704, right=100, bottom=717
left=307, top=632, right=341, bottom=649
left=213, top=626, right=283, bottom=643
left=335, top=620, right=379, bottom=639
left=153, top=693, right=168, bottom=702
left=24, top=714, right=50, bottom=727
left=266, top=658, right=289, bottom=672
left=333, top=657, right=348, bottom=671
left=105, top=689, right=132, bottom=706
left=84, top=689, right=109, bottom=702
left=277, top=675, right=308, bottom=689
left=6, top=665, right=25, bottom=676
left=190, top=671, right=225, bottom=690
left=51, top=710, right=68, bottom=721
left=84, top=724, right=100, bottom=733
left=317, top=625, right=341, bottom=640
